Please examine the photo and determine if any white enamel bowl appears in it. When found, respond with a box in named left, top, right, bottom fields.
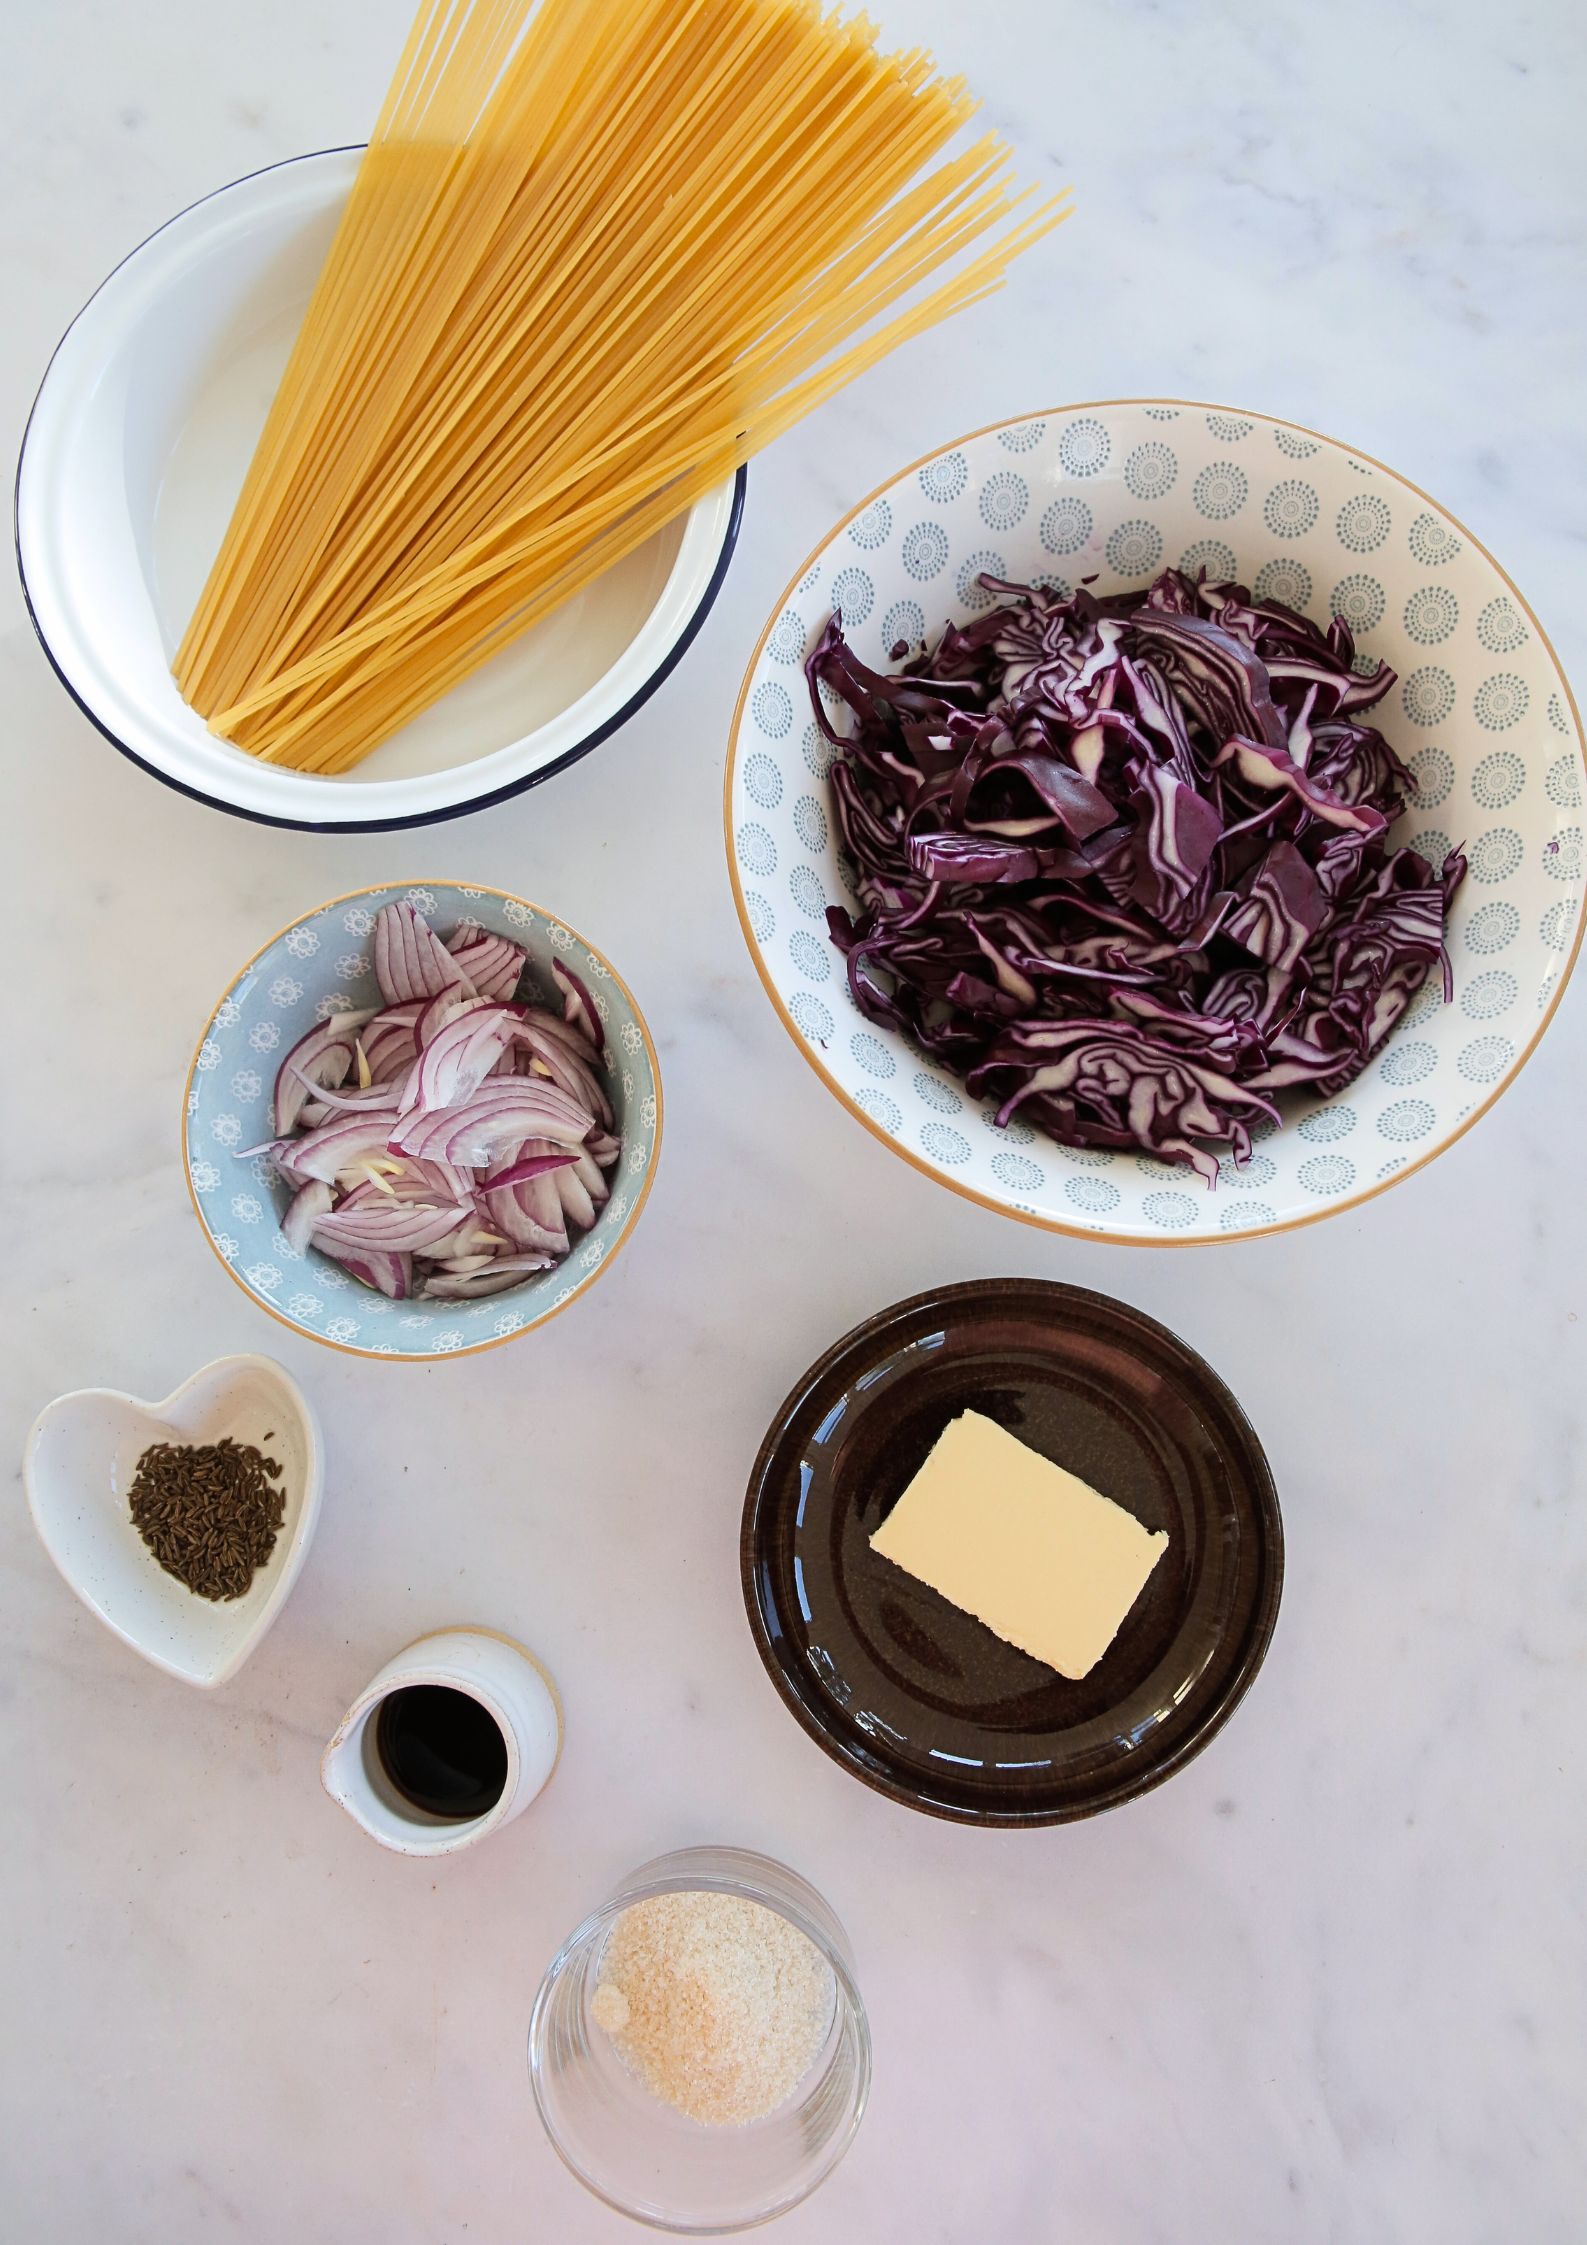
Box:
left=16, top=149, right=743, bottom=832
left=727, top=401, right=1586, bottom=1246
left=23, top=1355, right=322, bottom=1689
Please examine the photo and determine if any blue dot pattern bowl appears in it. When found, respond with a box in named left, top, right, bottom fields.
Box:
left=184, top=884, right=661, bottom=1357
left=727, top=402, right=1585, bottom=1244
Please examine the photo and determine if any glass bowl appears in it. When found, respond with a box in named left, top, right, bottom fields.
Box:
left=528, top=1846, right=870, bottom=2232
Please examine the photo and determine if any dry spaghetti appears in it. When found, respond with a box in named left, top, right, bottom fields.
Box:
left=176, top=0, right=1068, bottom=773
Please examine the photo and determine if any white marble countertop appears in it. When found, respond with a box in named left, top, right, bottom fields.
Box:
left=5, top=3, right=1584, bottom=2238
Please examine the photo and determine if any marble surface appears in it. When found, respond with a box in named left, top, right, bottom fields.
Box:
left=3, top=2, right=1584, bottom=2237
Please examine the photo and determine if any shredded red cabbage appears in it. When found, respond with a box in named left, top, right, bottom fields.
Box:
left=811, top=568, right=1466, bottom=1183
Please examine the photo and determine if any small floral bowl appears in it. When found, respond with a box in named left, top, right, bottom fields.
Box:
left=184, top=883, right=661, bottom=1359
left=726, top=401, right=1585, bottom=1245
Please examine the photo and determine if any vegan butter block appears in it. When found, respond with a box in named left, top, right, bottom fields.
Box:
left=869, top=1411, right=1169, bottom=1680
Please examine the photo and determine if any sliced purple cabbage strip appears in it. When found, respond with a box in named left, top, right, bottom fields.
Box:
left=810, top=567, right=1466, bottom=1184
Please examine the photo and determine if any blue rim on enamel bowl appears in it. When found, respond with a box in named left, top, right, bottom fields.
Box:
left=15, top=150, right=745, bottom=833
left=725, top=400, right=1586, bottom=1246
left=182, top=883, right=663, bottom=1362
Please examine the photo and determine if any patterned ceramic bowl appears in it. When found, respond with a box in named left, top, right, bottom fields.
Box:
left=726, top=401, right=1585, bottom=1244
left=184, top=883, right=661, bottom=1359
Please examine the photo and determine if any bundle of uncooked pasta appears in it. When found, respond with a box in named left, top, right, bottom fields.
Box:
left=175, top=0, right=1067, bottom=773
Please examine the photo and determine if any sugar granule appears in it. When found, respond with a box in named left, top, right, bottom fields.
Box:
left=592, top=1889, right=834, bottom=2126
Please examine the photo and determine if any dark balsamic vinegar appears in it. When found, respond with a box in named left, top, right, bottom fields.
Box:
left=375, top=1685, right=509, bottom=1819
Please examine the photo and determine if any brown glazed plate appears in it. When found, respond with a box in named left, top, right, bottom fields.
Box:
left=741, top=1280, right=1283, bottom=1825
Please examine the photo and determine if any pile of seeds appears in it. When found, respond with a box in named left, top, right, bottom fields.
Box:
left=127, top=1436, right=285, bottom=1600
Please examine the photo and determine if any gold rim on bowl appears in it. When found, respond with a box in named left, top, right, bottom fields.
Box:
left=181, top=881, right=664, bottom=1361
left=723, top=398, right=1586, bottom=1247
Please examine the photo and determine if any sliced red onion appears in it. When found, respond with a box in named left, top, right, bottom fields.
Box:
left=421, top=1261, right=552, bottom=1299
left=481, top=1186, right=567, bottom=1258
left=510, top=1019, right=613, bottom=1128
left=373, top=901, right=476, bottom=1004
left=482, top=1147, right=569, bottom=1255
left=335, top=1172, right=449, bottom=1210
left=487, top=1149, right=580, bottom=1190
left=272, top=1012, right=372, bottom=1136
left=316, top=1241, right=412, bottom=1299
left=389, top=1081, right=592, bottom=1165
left=236, top=1131, right=300, bottom=1165
left=415, top=987, right=486, bottom=1050
left=412, top=1226, right=470, bottom=1262
left=282, top=1178, right=333, bottom=1252
left=570, top=1146, right=610, bottom=1206
left=281, top=1111, right=402, bottom=1183
left=552, top=960, right=603, bottom=1051
left=446, top=927, right=527, bottom=1000
left=259, top=914, right=621, bottom=1308
left=399, top=1001, right=524, bottom=1115
left=521, top=1005, right=601, bottom=1053
left=313, top=1200, right=468, bottom=1253
left=289, top=1063, right=401, bottom=1113
left=361, top=1002, right=425, bottom=1083
left=555, top=1163, right=598, bottom=1234
left=418, top=1218, right=507, bottom=1262
left=413, top=1156, right=475, bottom=1204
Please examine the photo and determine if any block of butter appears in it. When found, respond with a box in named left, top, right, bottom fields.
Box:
left=869, top=1410, right=1169, bottom=1680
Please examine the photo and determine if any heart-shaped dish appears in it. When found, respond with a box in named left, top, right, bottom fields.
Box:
left=23, top=1354, right=322, bottom=1688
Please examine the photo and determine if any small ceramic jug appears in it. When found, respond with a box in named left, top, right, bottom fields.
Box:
left=322, top=1626, right=561, bottom=1856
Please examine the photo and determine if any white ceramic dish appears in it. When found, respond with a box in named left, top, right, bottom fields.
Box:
left=321, top=1627, right=562, bottom=1858
left=23, top=1354, right=322, bottom=1688
left=16, top=148, right=743, bottom=832
left=727, top=401, right=1586, bottom=1245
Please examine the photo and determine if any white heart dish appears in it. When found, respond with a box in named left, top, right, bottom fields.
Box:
left=23, top=1354, right=323, bottom=1688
